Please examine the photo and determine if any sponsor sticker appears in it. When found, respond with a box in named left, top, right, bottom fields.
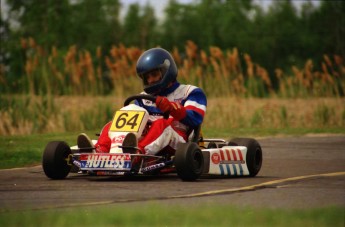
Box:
left=96, top=171, right=125, bottom=176
left=211, top=153, right=221, bottom=164
left=111, top=135, right=125, bottom=144
left=80, top=154, right=131, bottom=170
left=141, top=163, right=165, bottom=172
left=212, top=149, right=246, bottom=165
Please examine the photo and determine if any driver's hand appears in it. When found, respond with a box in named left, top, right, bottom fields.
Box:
left=156, top=96, right=172, bottom=113
left=156, top=96, right=186, bottom=120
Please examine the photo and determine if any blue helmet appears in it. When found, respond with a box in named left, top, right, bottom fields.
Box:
left=136, top=48, right=178, bottom=95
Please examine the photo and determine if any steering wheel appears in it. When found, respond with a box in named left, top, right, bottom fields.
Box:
left=123, top=94, right=156, bottom=106
left=124, top=94, right=170, bottom=119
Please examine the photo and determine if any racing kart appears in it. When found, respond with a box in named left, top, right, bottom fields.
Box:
left=42, top=94, right=263, bottom=181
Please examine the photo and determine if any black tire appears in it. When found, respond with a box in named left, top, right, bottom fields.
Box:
left=207, top=142, right=217, bottom=148
left=228, top=138, right=262, bottom=177
left=42, top=141, right=72, bottom=179
left=174, top=142, right=204, bottom=181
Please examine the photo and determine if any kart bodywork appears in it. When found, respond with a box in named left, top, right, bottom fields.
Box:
left=42, top=95, right=262, bottom=181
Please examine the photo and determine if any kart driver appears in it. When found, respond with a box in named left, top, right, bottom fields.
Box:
left=81, top=47, right=207, bottom=155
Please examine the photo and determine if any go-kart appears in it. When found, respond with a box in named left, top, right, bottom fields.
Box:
left=42, top=95, right=263, bottom=181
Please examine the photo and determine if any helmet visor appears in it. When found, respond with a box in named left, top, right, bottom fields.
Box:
left=141, top=68, right=163, bottom=86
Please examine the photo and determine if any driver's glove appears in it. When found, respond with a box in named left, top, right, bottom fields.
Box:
left=156, top=96, right=187, bottom=120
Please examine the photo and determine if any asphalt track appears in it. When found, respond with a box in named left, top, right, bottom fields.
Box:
left=1, top=135, right=344, bottom=212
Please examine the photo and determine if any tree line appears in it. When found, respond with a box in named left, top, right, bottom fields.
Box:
left=1, top=0, right=344, bottom=93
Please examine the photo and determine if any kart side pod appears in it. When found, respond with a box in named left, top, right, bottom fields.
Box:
left=202, top=138, right=262, bottom=177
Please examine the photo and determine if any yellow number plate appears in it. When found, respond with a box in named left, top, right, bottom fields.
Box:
left=110, top=110, right=145, bottom=132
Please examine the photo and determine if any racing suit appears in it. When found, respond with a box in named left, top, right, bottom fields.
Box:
left=95, top=82, right=207, bottom=155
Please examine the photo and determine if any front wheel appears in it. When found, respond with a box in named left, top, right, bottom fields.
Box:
left=174, top=142, right=204, bottom=181
left=42, top=141, right=72, bottom=179
left=228, top=138, right=262, bottom=177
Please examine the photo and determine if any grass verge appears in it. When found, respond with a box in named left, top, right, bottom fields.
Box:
left=0, top=203, right=343, bottom=226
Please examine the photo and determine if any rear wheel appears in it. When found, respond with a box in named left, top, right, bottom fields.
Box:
left=174, top=142, right=204, bottom=181
left=228, top=138, right=262, bottom=177
left=207, top=142, right=217, bottom=148
left=42, top=141, right=71, bottom=179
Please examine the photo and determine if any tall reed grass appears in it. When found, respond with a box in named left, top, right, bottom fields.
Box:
left=2, top=38, right=343, bottom=98
left=1, top=95, right=344, bottom=136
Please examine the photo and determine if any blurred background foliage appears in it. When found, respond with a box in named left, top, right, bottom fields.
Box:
left=0, top=0, right=344, bottom=96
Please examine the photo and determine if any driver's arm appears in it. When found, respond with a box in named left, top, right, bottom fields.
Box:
left=156, top=88, right=207, bottom=127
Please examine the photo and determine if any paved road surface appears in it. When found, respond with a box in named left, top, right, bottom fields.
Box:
left=1, top=135, right=344, bottom=212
